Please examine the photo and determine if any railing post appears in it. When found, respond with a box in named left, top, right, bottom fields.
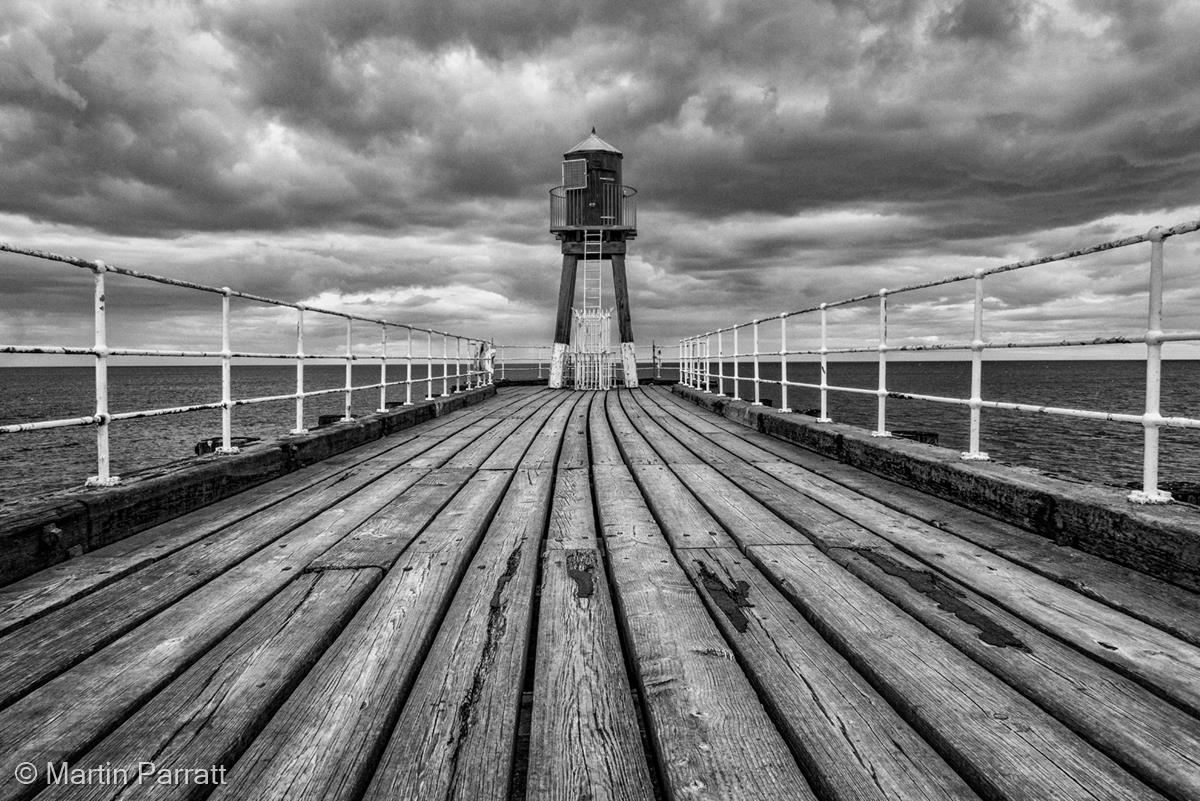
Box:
left=732, top=326, right=741, bottom=400
left=817, top=304, right=831, bottom=422
left=467, top=339, right=475, bottom=388
left=405, top=326, right=413, bottom=406
left=292, top=305, right=308, bottom=433
left=873, top=290, right=891, bottom=437
left=218, top=287, right=239, bottom=454
left=343, top=317, right=354, bottom=421
left=454, top=336, right=461, bottom=392
left=752, top=319, right=762, bottom=406
left=500, top=346, right=506, bottom=381
left=704, top=335, right=712, bottom=391
left=1130, top=227, right=1172, bottom=503
left=378, top=322, right=388, bottom=413
left=779, top=313, right=791, bottom=413
left=963, top=271, right=990, bottom=460
left=426, top=330, right=434, bottom=400
left=684, top=338, right=691, bottom=387
left=692, top=338, right=699, bottom=388
left=86, top=261, right=119, bottom=487
left=442, top=333, right=449, bottom=397
left=717, top=330, right=724, bottom=396
left=683, top=339, right=689, bottom=387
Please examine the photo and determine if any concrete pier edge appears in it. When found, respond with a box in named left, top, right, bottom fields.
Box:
left=673, top=384, right=1200, bottom=593
left=0, top=385, right=496, bottom=586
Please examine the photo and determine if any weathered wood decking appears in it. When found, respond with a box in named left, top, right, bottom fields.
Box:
left=1, top=386, right=1199, bottom=801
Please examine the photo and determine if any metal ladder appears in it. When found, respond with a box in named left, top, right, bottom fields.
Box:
left=582, top=230, right=603, bottom=309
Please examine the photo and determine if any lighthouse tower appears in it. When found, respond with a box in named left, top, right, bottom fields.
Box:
left=548, top=130, right=639, bottom=389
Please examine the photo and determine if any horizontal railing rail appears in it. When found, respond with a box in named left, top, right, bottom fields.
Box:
left=678, top=219, right=1200, bottom=504
left=0, top=242, right=494, bottom=487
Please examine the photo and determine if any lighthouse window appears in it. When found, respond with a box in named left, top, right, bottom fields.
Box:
left=562, top=159, right=586, bottom=189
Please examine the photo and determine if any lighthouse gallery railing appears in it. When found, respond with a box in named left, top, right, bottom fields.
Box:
left=678, top=218, right=1200, bottom=504
left=0, top=243, right=492, bottom=487
left=549, top=184, right=637, bottom=229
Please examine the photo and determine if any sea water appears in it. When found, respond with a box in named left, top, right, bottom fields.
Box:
left=1, top=361, right=1198, bottom=502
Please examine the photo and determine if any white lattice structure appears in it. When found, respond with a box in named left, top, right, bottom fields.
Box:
left=567, top=230, right=616, bottom=389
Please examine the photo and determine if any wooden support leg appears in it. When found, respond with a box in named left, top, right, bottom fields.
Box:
left=611, top=254, right=638, bottom=387
left=551, top=254, right=579, bottom=388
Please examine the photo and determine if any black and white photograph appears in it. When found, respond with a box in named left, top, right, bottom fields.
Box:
left=2, top=1, right=1199, bottom=799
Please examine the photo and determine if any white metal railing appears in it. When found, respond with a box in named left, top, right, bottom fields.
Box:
left=678, top=219, right=1200, bottom=504
left=0, top=243, right=494, bottom=487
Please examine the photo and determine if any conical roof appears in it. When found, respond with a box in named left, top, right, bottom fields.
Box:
left=566, top=128, right=622, bottom=156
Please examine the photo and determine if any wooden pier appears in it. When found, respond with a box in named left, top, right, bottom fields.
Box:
left=2, top=386, right=1199, bottom=801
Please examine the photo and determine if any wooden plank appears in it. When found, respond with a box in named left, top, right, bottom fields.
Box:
left=405, top=417, right=513, bottom=468
left=758, top=460, right=1200, bottom=718
left=547, top=469, right=597, bottom=551
left=626, top=389, right=751, bottom=465
left=522, top=392, right=583, bottom=470
left=641, top=387, right=726, bottom=433
left=312, top=392, right=557, bottom=571
left=748, top=544, right=1165, bottom=801
left=481, top=391, right=573, bottom=470
left=588, top=392, right=626, bottom=466
left=557, top=391, right=595, bottom=470
left=593, top=471, right=818, bottom=801
left=827, top=542, right=1200, bottom=801
left=615, top=389, right=707, bottom=465
left=589, top=401, right=814, bottom=799
left=440, top=417, right=524, bottom=467
left=622, top=464, right=737, bottom=550
left=592, top=466, right=674, bottom=555
left=0, top=387, right=539, bottom=636
left=602, top=391, right=661, bottom=464
left=704, top=461, right=871, bottom=549
left=646, top=417, right=1200, bottom=797
left=362, top=469, right=553, bottom=801
left=609, top=393, right=780, bottom=550
left=0, top=467, right=428, bottom=796
left=783, top=457, right=1200, bottom=648
left=682, top=547, right=980, bottom=801
left=440, top=387, right=558, bottom=469
left=407, top=471, right=514, bottom=553
left=642, top=388, right=1200, bottom=716
left=0, top=465, right=429, bottom=709
left=306, top=467, right=476, bottom=571
left=669, top=464, right=813, bottom=547
left=0, top=388, right=540, bottom=704
left=210, top=470, right=515, bottom=801
left=30, top=568, right=380, bottom=801
left=646, top=386, right=1200, bottom=648
left=528, top=548, right=655, bottom=801
left=547, top=395, right=597, bottom=551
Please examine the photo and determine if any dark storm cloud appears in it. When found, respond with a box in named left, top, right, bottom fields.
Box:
left=2, top=0, right=1200, bottom=357
left=933, top=0, right=1027, bottom=43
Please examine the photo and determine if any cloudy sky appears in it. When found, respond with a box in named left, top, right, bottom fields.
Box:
left=2, top=0, right=1200, bottom=364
